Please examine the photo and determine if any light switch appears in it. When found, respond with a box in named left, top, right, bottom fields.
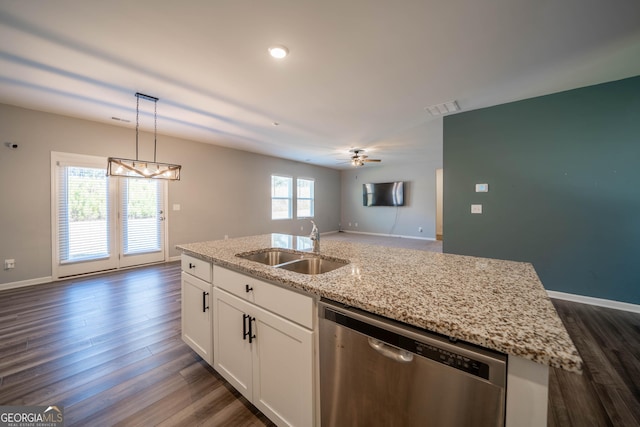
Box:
left=475, top=183, right=489, bottom=192
left=172, top=204, right=181, bottom=211
left=471, top=204, right=482, bottom=214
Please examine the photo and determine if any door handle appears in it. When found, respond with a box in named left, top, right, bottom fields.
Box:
left=368, top=338, right=413, bottom=363
left=202, top=291, right=209, bottom=312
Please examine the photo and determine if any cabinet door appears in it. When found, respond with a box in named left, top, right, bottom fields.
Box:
left=213, top=288, right=254, bottom=401
left=252, top=304, right=314, bottom=427
left=181, top=272, right=213, bottom=365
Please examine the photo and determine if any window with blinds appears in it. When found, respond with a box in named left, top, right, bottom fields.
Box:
left=57, top=165, right=110, bottom=263
left=122, top=178, right=162, bottom=255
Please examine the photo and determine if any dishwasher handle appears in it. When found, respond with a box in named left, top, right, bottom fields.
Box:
left=368, top=338, right=414, bottom=363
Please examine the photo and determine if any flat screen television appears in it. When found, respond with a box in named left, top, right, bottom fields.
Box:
left=363, top=182, right=405, bottom=206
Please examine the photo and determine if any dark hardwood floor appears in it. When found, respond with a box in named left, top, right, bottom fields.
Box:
left=0, top=262, right=274, bottom=427
left=548, top=299, right=640, bottom=427
left=1, top=262, right=639, bottom=426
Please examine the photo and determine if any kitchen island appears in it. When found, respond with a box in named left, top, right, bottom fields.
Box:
left=177, top=233, right=582, bottom=426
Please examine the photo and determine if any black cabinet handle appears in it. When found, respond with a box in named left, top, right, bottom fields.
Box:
left=202, top=291, right=209, bottom=312
left=189, top=263, right=196, bottom=269
left=242, top=314, right=256, bottom=343
left=243, top=314, right=249, bottom=340
left=245, top=284, right=253, bottom=293
left=248, top=316, right=256, bottom=344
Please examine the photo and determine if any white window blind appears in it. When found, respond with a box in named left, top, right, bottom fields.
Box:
left=296, top=178, right=314, bottom=218
left=57, top=165, right=110, bottom=263
left=271, top=175, right=292, bottom=219
left=122, top=178, right=162, bottom=255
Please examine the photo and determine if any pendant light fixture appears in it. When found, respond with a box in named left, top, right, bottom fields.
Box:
left=107, top=92, right=181, bottom=180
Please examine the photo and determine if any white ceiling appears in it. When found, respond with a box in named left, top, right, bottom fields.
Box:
left=1, top=0, right=639, bottom=169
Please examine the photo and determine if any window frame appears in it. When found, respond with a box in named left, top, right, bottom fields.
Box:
left=296, top=177, right=315, bottom=219
left=271, top=174, right=293, bottom=220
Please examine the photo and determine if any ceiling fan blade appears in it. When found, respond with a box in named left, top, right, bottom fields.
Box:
left=363, top=159, right=381, bottom=162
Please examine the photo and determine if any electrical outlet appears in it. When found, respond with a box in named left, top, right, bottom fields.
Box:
left=471, top=204, right=483, bottom=214
left=348, top=222, right=351, bottom=227
left=224, top=235, right=229, bottom=240
left=419, top=227, right=423, bottom=232
left=355, top=222, right=358, bottom=227
left=4, top=259, right=15, bottom=269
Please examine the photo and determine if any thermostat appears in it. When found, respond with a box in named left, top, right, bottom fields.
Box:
left=475, top=183, right=489, bottom=192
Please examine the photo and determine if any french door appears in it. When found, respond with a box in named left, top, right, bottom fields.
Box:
left=52, top=152, right=166, bottom=279
left=119, top=177, right=166, bottom=268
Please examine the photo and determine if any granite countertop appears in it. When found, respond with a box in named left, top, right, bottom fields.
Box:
left=177, top=233, right=583, bottom=373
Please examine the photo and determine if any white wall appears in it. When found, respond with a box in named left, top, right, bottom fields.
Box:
left=340, top=119, right=443, bottom=239
left=0, top=103, right=341, bottom=284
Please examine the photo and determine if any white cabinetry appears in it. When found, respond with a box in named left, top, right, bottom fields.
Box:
left=213, top=266, right=314, bottom=427
left=181, top=254, right=213, bottom=364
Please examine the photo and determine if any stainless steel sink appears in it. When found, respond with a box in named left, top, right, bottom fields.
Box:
left=237, top=250, right=303, bottom=266
left=277, top=257, right=348, bottom=275
left=236, top=249, right=348, bottom=275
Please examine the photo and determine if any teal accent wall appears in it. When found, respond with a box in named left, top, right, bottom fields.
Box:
left=443, top=76, right=640, bottom=305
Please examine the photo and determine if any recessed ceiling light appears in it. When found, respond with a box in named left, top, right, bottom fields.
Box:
left=268, top=45, right=289, bottom=59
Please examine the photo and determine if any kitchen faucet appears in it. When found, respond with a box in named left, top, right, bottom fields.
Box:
left=310, top=220, right=320, bottom=253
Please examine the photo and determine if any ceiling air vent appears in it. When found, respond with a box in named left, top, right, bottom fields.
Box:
left=425, top=100, right=460, bottom=116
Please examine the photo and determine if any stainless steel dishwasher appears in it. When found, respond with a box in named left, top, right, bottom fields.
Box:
left=319, top=299, right=507, bottom=427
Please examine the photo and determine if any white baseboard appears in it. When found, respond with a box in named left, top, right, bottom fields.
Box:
left=0, top=276, right=53, bottom=292
left=339, top=230, right=437, bottom=241
left=1, top=259, right=181, bottom=292
left=547, top=290, right=640, bottom=314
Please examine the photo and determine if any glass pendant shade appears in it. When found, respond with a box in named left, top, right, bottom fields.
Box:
left=107, top=157, right=181, bottom=180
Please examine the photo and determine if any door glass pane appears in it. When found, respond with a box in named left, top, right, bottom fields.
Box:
left=122, top=178, right=162, bottom=255
left=59, top=166, right=109, bottom=263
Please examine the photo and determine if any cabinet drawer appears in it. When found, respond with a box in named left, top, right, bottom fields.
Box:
left=214, top=266, right=314, bottom=329
left=182, top=254, right=212, bottom=283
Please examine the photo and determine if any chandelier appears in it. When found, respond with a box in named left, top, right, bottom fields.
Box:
left=107, top=93, right=182, bottom=180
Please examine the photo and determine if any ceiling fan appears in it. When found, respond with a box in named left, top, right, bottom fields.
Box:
left=346, top=149, right=382, bottom=167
